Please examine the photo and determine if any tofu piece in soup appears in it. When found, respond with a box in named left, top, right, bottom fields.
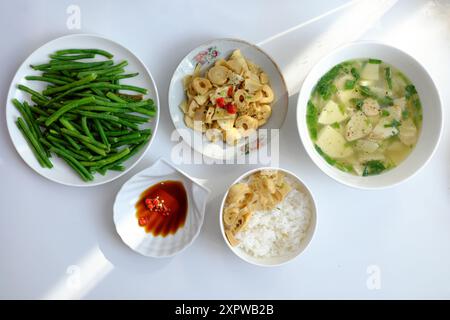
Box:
left=318, top=100, right=348, bottom=125
left=345, top=111, right=372, bottom=141
left=361, top=63, right=379, bottom=81
left=316, top=126, right=353, bottom=159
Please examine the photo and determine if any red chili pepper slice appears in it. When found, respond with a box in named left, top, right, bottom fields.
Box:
left=227, top=86, right=234, bottom=97
left=138, top=216, right=148, bottom=226
left=216, top=97, right=226, bottom=108
left=226, top=103, right=237, bottom=114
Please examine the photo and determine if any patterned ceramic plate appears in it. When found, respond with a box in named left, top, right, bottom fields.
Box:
left=168, top=38, right=288, bottom=160
left=113, top=158, right=210, bottom=257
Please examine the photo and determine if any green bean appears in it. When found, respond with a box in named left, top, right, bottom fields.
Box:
left=106, top=92, right=126, bottom=103
left=43, top=73, right=97, bottom=95
left=97, top=83, right=147, bottom=94
left=81, top=147, right=130, bottom=167
left=69, top=147, right=94, bottom=160
left=63, top=133, right=82, bottom=151
left=42, top=73, right=74, bottom=82
left=80, top=141, right=106, bottom=156
left=111, top=118, right=139, bottom=130
left=116, top=113, right=149, bottom=123
left=109, top=165, right=125, bottom=171
left=111, top=136, right=147, bottom=148
left=32, top=60, right=113, bottom=71
left=99, top=139, right=148, bottom=171
left=12, top=99, right=39, bottom=139
left=47, top=82, right=147, bottom=103
left=117, top=93, right=143, bottom=102
left=59, top=117, right=77, bottom=131
left=81, top=116, right=94, bottom=140
left=25, top=75, right=69, bottom=85
left=17, top=84, right=49, bottom=103
left=62, top=156, right=91, bottom=181
left=92, top=88, right=105, bottom=97
left=131, top=107, right=156, bottom=117
left=29, top=105, right=49, bottom=117
left=77, top=106, right=127, bottom=113
left=23, top=102, right=48, bottom=155
left=104, top=130, right=131, bottom=137
left=19, top=125, right=46, bottom=168
left=16, top=118, right=52, bottom=168
left=139, top=129, right=152, bottom=136
left=99, top=119, right=115, bottom=131
left=74, top=93, right=111, bottom=102
left=13, top=100, right=50, bottom=157
left=93, top=119, right=110, bottom=149
left=103, top=68, right=125, bottom=77
left=73, top=110, right=121, bottom=122
left=54, top=48, right=114, bottom=59
left=40, top=137, right=86, bottom=161
left=47, top=134, right=69, bottom=146
left=61, top=70, right=76, bottom=78
left=67, top=119, right=83, bottom=132
left=77, top=61, right=127, bottom=78
left=97, top=73, right=138, bottom=82
left=94, top=98, right=150, bottom=108
left=49, top=53, right=95, bottom=60
left=60, top=128, right=107, bottom=150
left=108, top=132, right=141, bottom=143
left=49, top=146, right=93, bottom=181
left=45, top=96, right=95, bottom=126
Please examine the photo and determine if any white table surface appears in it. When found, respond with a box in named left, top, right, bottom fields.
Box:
left=0, top=0, right=449, bottom=299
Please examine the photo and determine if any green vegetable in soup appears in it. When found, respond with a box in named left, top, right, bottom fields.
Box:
left=384, top=119, right=401, bottom=129
left=351, top=67, right=360, bottom=80
left=368, top=58, right=382, bottom=64
left=306, top=100, right=319, bottom=140
left=405, top=84, right=417, bottom=99
left=378, top=96, right=394, bottom=107
left=381, top=109, right=390, bottom=117
left=385, top=67, right=392, bottom=89
left=344, top=80, right=356, bottom=90
left=362, top=160, right=386, bottom=176
left=314, top=64, right=343, bottom=100
left=402, top=109, right=409, bottom=119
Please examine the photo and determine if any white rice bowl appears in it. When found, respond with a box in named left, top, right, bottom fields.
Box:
left=220, top=168, right=317, bottom=267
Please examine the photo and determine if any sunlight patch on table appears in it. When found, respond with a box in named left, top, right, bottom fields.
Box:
left=261, top=0, right=398, bottom=95
left=42, top=246, right=113, bottom=300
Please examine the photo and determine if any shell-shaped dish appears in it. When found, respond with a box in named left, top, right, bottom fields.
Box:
left=113, top=158, right=210, bottom=257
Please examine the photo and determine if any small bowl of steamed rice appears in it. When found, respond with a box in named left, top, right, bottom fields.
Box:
left=219, top=168, right=317, bottom=266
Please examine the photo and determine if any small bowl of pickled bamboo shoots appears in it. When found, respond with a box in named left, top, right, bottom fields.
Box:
left=168, top=38, right=288, bottom=160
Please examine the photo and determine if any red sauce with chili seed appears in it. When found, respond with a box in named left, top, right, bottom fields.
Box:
left=135, top=180, right=188, bottom=237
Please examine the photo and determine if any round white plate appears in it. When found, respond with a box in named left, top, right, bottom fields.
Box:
left=113, top=158, right=210, bottom=258
left=5, top=34, right=160, bottom=186
left=168, top=38, right=288, bottom=160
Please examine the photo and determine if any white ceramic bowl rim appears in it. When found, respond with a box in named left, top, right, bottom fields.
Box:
left=296, top=40, right=444, bottom=189
left=219, top=166, right=318, bottom=267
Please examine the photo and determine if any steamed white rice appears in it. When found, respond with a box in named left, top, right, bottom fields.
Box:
left=235, top=180, right=312, bottom=258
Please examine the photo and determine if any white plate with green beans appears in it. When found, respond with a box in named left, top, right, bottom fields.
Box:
left=6, top=34, right=159, bottom=186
